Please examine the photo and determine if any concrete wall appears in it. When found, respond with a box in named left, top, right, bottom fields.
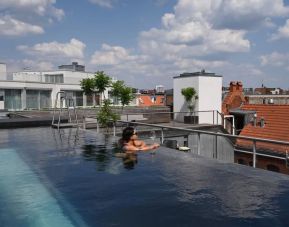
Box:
left=173, top=75, right=222, bottom=124
left=173, top=76, right=199, bottom=121
left=247, top=95, right=289, bottom=105
left=198, top=76, right=222, bottom=124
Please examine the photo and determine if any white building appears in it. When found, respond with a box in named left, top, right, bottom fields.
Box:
left=173, top=70, right=223, bottom=124
left=0, top=62, right=111, bottom=110
left=156, top=85, right=165, bottom=93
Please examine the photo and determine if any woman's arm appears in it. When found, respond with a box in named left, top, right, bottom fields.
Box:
left=124, top=142, right=159, bottom=152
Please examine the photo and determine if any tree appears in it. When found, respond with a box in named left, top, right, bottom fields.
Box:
left=111, top=80, right=134, bottom=109
left=80, top=71, right=111, bottom=105
left=181, top=87, right=198, bottom=113
left=94, top=71, right=111, bottom=100
left=119, top=86, right=134, bottom=110
left=80, top=78, right=95, bottom=95
left=96, top=99, right=119, bottom=129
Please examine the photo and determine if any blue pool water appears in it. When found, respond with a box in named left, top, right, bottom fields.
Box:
left=1, top=127, right=289, bottom=227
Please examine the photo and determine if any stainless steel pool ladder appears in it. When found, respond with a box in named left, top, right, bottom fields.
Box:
left=51, top=91, right=79, bottom=130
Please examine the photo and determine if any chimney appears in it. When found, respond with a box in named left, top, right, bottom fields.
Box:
left=229, top=81, right=237, bottom=92
left=236, top=81, right=243, bottom=91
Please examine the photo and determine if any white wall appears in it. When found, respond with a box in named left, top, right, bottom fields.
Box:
left=173, top=76, right=199, bottom=121
left=173, top=74, right=222, bottom=124
left=198, top=76, right=222, bottom=124
left=13, top=70, right=95, bottom=84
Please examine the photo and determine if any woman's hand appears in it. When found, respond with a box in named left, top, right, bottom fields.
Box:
left=151, top=143, right=160, bottom=149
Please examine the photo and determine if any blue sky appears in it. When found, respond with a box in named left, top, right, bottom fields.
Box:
left=1, top=0, right=289, bottom=89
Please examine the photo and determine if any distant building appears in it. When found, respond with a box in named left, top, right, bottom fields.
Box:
left=0, top=62, right=114, bottom=110
left=233, top=104, right=289, bottom=174
left=136, top=94, right=165, bottom=107
left=58, top=62, right=85, bottom=72
left=245, top=94, right=289, bottom=105
left=155, top=85, right=164, bottom=94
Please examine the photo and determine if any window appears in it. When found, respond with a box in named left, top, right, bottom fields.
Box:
left=44, top=74, right=64, bottom=83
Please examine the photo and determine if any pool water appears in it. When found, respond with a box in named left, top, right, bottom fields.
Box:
left=1, top=127, right=289, bottom=227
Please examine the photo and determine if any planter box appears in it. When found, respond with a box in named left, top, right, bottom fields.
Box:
left=184, top=115, right=198, bottom=124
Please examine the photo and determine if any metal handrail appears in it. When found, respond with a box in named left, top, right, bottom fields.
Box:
left=116, top=120, right=289, bottom=168
left=52, top=91, right=79, bottom=130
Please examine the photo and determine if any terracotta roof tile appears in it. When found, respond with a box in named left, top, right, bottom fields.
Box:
left=237, top=104, right=289, bottom=154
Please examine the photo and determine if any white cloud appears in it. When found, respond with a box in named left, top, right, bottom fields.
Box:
left=260, top=52, right=289, bottom=66
left=0, top=0, right=64, bottom=20
left=22, top=59, right=54, bottom=71
left=91, top=0, right=289, bottom=87
left=91, top=44, right=138, bottom=65
left=173, top=0, right=289, bottom=29
left=17, top=39, right=86, bottom=59
left=89, top=0, right=117, bottom=8
left=270, top=19, right=289, bottom=40
left=0, top=15, right=44, bottom=36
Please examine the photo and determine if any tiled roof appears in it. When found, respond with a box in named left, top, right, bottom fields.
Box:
left=237, top=104, right=289, bottom=154
left=138, top=95, right=165, bottom=106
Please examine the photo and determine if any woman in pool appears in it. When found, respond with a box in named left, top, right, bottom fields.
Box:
left=119, top=126, right=159, bottom=152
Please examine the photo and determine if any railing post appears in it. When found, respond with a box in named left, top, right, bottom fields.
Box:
left=161, top=128, right=164, bottom=144
left=217, top=111, right=219, bottom=125
left=113, top=122, right=116, bottom=136
left=253, top=140, right=256, bottom=168
left=197, top=132, right=201, bottom=155
left=213, top=110, right=215, bottom=125
left=215, top=134, right=218, bottom=159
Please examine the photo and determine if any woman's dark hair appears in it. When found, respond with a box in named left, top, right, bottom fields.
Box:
left=121, top=127, right=135, bottom=143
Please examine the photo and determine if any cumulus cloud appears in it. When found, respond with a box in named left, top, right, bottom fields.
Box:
left=91, top=44, right=139, bottom=65
left=270, top=19, right=289, bottom=40
left=0, top=15, right=44, bottom=36
left=0, top=0, right=64, bottom=37
left=260, top=52, right=289, bottom=66
left=22, top=59, right=54, bottom=71
left=89, top=0, right=117, bottom=8
left=0, top=0, right=64, bottom=20
left=88, top=0, right=289, bottom=87
left=17, top=39, right=86, bottom=59
left=173, top=0, right=289, bottom=29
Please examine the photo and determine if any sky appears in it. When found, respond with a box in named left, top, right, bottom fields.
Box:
left=1, top=0, right=289, bottom=89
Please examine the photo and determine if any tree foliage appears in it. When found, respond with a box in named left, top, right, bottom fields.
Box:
left=94, top=71, right=111, bottom=99
left=80, top=78, right=95, bottom=95
left=96, top=99, right=119, bottom=128
left=111, top=80, right=134, bottom=109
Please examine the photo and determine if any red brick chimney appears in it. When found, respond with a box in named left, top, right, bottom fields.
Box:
left=222, top=81, right=245, bottom=115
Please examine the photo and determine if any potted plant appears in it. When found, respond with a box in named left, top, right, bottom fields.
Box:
left=181, top=87, right=198, bottom=124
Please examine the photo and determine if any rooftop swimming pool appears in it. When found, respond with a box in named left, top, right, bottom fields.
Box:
left=1, top=127, right=289, bottom=227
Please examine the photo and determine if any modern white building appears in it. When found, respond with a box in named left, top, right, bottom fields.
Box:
left=156, top=85, right=165, bottom=93
left=173, top=70, right=223, bottom=124
left=0, top=62, right=111, bottom=110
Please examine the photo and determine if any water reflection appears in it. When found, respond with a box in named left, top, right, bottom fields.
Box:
left=81, top=143, right=139, bottom=171
left=158, top=151, right=288, bottom=219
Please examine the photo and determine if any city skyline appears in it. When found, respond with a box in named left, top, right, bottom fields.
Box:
left=1, top=0, right=289, bottom=89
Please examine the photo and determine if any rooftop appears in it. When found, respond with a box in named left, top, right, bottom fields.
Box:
left=237, top=104, right=289, bottom=153
left=173, top=70, right=222, bottom=79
